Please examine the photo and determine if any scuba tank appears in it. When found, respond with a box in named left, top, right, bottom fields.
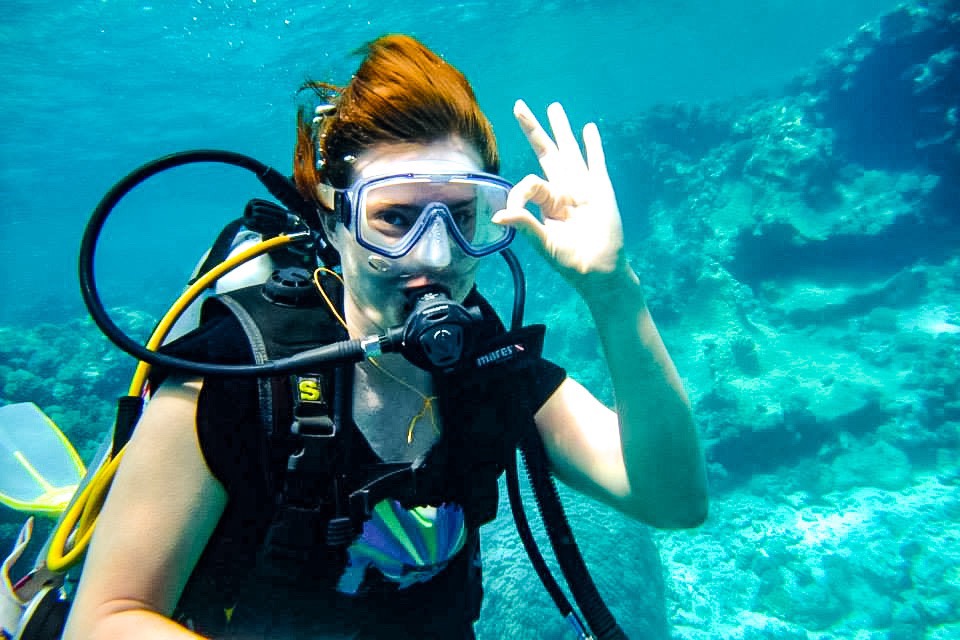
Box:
left=166, top=201, right=310, bottom=342
left=0, top=150, right=627, bottom=640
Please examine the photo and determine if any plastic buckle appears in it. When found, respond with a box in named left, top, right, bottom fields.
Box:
left=346, top=465, right=425, bottom=517
left=288, top=416, right=336, bottom=473
left=348, top=490, right=371, bottom=524
left=291, top=415, right=335, bottom=437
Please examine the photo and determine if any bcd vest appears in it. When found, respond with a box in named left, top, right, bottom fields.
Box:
left=170, top=275, right=552, bottom=633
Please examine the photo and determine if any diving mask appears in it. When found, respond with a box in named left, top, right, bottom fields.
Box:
left=334, top=172, right=515, bottom=259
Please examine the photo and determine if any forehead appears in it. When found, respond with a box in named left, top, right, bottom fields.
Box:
left=352, top=138, right=484, bottom=182
left=363, top=180, right=476, bottom=206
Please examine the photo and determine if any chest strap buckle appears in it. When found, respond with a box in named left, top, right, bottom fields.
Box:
left=287, top=415, right=336, bottom=473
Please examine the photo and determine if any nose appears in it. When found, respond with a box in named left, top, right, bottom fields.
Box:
left=409, top=215, right=452, bottom=269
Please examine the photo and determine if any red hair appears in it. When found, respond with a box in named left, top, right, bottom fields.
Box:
left=293, top=34, right=499, bottom=206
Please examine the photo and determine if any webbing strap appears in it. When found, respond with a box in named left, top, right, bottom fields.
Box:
left=216, top=295, right=274, bottom=437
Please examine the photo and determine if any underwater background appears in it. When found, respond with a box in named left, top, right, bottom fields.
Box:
left=1, top=0, right=958, bottom=638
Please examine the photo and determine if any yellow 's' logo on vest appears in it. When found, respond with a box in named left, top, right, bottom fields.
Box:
left=298, top=378, right=323, bottom=402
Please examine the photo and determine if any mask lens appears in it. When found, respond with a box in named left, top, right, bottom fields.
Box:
left=454, top=177, right=510, bottom=250
left=356, top=175, right=511, bottom=257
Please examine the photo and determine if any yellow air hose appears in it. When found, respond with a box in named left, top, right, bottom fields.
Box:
left=46, top=233, right=303, bottom=572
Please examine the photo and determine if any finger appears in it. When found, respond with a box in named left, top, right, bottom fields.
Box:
left=496, top=175, right=555, bottom=250
left=514, top=100, right=566, bottom=179
left=496, top=177, right=551, bottom=248
left=547, top=103, right=587, bottom=173
left=506, top=174, right=568, bottom=219
left=492, top=208, right=548, bottom=248
left=582, top=122, right=608, bottom=176
left=514, top=99, right=555, bottom=158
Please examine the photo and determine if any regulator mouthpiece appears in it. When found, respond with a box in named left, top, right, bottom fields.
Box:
left=397, top=286, right=482, bottom=372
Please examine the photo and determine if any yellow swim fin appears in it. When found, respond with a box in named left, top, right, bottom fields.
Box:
left=0, top=403, right=86, bottom=516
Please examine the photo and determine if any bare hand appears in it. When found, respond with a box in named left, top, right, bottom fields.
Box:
left=494, top=100, right=628, bottom=290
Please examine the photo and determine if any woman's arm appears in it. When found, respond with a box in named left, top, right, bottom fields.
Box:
left=534, top=270, right=708, bottom=528
left=62, top=378, right=227, bottom=639
left=497, top=100, right=708, bottom=528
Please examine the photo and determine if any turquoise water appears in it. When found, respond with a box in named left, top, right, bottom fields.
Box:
left=7, top=2, right=958, bottom=640
left=1, top=0, right=896, bottom=324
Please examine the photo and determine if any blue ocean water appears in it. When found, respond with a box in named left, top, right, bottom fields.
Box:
left=7, top=2, right=959, bottom=640
left=0, top=0, right=895, bottom=325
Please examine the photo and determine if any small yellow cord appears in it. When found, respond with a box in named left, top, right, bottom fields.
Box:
left=405, top=397, right=437, bottom=445
left=366, top=357, right=439, bottom=444
left=312, top=267, right=349, bottom=331
left=311, top=268, right=438, bottom=444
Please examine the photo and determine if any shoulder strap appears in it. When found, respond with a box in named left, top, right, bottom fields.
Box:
left=214, top=294, right=275, bottom=438
left=201, top=275, right=366, bottom=573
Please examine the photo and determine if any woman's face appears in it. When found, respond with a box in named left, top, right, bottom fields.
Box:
left=328, top=137, right=485, bottom=334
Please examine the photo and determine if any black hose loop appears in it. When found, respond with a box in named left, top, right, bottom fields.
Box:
left=78, top=151, right=333, bottom=377
left=79, top=150, right=526, bottom=378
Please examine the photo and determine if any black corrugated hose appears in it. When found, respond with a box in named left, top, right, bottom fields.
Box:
left=518, top=434, right=628, bottom=639
left=505, top=453, right=587, bottom=635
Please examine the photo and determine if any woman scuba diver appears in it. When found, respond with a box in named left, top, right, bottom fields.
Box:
left=61, top=34, right=707, bottom=639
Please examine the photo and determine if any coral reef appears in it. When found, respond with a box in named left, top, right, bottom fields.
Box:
left=562, top=1, right=960, bottom=637
left=0, top=311, right=153, bottom=554
left=506, top=1, right=959, bottom=637
left=658, top=471, right=960, bottom=639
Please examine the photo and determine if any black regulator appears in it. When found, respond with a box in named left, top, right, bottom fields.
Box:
left=389, top=287, right=484, bottom=371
